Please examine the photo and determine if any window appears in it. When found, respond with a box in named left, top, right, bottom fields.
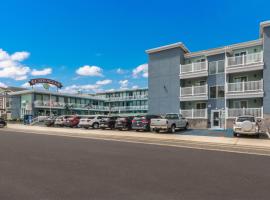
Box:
left=196, top=103, right=206, bottom=109
left=234, top=101, right=248, bottom=108
left=209, top=60, right=224, bottom=74
left=195, top=80, right=206, bottom=86
left=210, top=86, right=224, bottom=98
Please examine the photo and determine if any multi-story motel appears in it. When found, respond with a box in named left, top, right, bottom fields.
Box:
left=7, top=88, right=148, bottom=119
left=146, top=21, right=270, bottom=129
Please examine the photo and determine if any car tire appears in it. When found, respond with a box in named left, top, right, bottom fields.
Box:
left=170, top=125, right=176, bottom=133
left=92, top=123, right=99, bottom=129
left=184, top=123, right=189, bottom=130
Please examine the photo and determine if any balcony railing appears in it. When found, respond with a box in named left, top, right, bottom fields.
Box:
left=226, top=107, right=263, bottom=118
left=226, top=52, right=263, bottom=73
left=180, top=109, right=207, bottom=119
left=34, top=101, right=148, bottom=112
left=181, top=85, right=208, bottom=97
left=109, top=105, right=148, bottom=111
left=180, top=61, right=207, bottom=74
left=226, top=80, right=263, bottom=93
left=34, top=101, right=106, bottom=110
left=106, top=95, right=148, bottom=101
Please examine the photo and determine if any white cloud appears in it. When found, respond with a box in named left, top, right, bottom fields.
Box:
left=132, top=63, right=148, bottom=78
left=0, top=82, right=8, bottom=88
left=31, top=68, right=52, bottom=76
left=76, top=65, right=103, bottom=77
left=119, top=80, right=128, bottom=89
left=0, top=49, right=31, bottom=80
left=106, top=88, right=115, bottom=92
left=21, top=82, right=30, bottom=88
left=116, top=68, right=128, bottom=74
left=132, top=85, right=139, bottom=89
left=96, top=79, right=112, bottom=86
left=10, top=51, right=30, bottom=61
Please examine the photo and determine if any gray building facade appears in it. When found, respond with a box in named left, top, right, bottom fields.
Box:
left=146, top=21, right=270, bottom=129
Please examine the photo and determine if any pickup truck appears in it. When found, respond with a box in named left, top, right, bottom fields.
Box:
left=150, top=113, right=189, bottom=133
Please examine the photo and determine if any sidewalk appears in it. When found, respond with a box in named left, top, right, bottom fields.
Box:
left=4, top=124, right=270, bottom=155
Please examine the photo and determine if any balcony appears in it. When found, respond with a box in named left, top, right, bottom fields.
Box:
left=180, top=109, right=207, bottom=119
left=34, top=101, right=106, bottom=111
left=180, top=61, right=208, bottom=79
left=226, top=107, right=263, bottom=118
left=226, top=80, right=264, bottom=99
left=109, top=105, right=148, bottom=112
left=105, top=95, right=148, bottom=102
left=226, top=52, right=263, bottom=73
left=180, top=85, right=208, bottom=101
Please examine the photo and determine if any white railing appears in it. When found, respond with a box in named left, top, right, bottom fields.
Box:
left=180, top=109, right=207, bottom=119
left=226, top=107, right=263, bottom=118
left=107, top=95, right=148, bottom=101
left=227, top=52, right=263, bottom=67
left=34, top=101, right=106, bottom=110
left=110, top=105, right=148, bottom=111
left=180, top=61, right=207, bottom=74
left=181, top=85, right=208, bottom=97
left=226, top=80, right=263, bottom=93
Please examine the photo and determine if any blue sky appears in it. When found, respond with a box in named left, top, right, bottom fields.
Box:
left=0, top=0, right=270, bottom=93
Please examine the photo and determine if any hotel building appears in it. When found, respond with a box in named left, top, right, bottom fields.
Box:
left=146, top=21, right=270, bottom=129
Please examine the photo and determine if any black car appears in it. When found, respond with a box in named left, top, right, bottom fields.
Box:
left=100, top=116, right=117, bottom=129
left=0, top=118, right=7, bottom=128
left=115, top=116, right=133, bottom=130
left=132, top=115, right=160, bottom=131
left=44, top=116, right=56, bottom=127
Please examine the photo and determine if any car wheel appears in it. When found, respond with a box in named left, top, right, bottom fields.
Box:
left=233, top=132, right=238, bottom=137
left=170, top=125, right=176, bottom=133
left=184, top=123, right=189, bottom=130
left=93, top=123, right=99, bottom=129
left=155, top=129, right=160, bottom=133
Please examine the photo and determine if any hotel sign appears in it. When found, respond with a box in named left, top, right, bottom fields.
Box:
left=29, top=78, right=63, bottom=89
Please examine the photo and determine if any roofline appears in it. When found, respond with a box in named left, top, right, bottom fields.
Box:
left=184, top=39, right=263, bottom=59
left=145, top=42, right=190, bottom=54
left=260, top=20, right=270, bottom=37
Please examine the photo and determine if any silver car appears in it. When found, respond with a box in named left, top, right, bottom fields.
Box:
left=233, top=116, right=260, bottom=137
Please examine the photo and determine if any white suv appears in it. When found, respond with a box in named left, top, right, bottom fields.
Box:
left=78, top=115, right=104, bottom=129
left=233, top=116, right=260, bottom=137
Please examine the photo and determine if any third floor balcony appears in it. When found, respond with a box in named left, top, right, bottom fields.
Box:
left=180, top=61, right=208, bottom=79
left=226, top=52, right=264, bottom=73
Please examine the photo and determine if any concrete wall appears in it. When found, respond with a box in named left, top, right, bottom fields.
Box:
left=187, top=119, right=208, bottom=129
left=148, top=47, right=185, bottom=115
left=263, top=26, right=270, bottom=115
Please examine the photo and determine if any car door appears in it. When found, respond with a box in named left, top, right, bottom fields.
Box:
left=178, top=114, right=185, bottom=128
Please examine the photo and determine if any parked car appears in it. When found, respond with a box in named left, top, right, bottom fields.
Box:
left=44, top=116, right=57, bottom=127
left=100, top=116, right=117, bottom=129
left=150, top=113, right=189, bottom=133
left=64, top=115, right=81, bottom=128
left=132, top=115, right=160, bottom=131
left=54, top=115, right=71, bottom=127
left=233, top=116, right=260, bottom=137
left=79, top=115, right=104, bottom=129
left=0, top=118, right=7, bottom=128
left=115, top=116, right=133, bottom=130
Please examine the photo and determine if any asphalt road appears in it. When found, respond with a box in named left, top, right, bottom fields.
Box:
left=0, top=130, right=270, bottom=200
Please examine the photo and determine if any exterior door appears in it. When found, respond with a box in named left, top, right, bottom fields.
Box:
left=211, top=110, right=221, bottom=129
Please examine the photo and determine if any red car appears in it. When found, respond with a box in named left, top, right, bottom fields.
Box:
left=64, top=115, right=81, bottom=128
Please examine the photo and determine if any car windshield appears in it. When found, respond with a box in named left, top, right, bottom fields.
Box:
left=237, top=117, right=255, bottom=122
left=87, top=117, right=95, bottom=119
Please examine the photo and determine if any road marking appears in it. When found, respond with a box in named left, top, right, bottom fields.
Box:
left=3, top=128, right=270, bottom=157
